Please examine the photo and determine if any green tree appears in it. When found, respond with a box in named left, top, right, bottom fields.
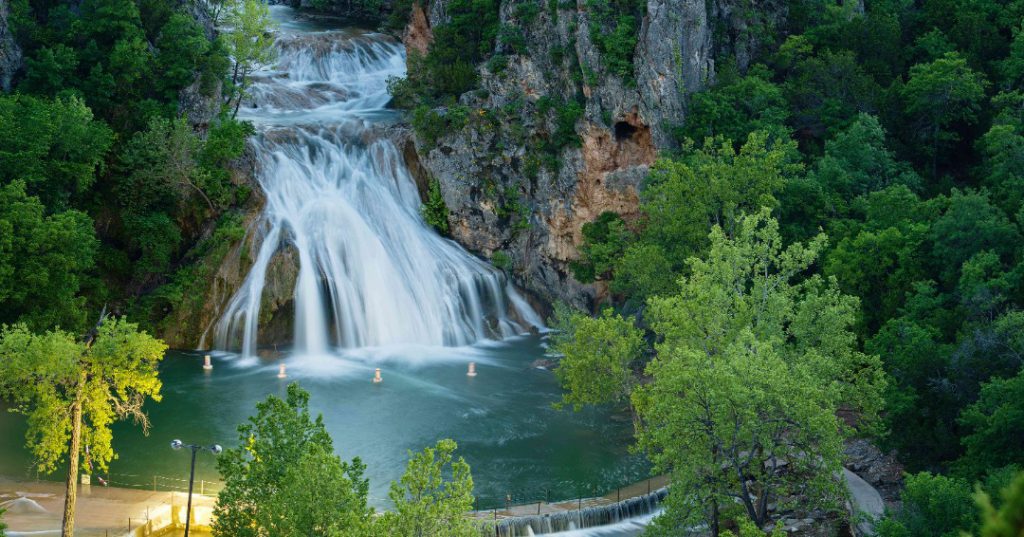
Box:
left=977, top=91, right=1024, bottom=216
left=900, top=52, right=987, bottom=178
left=20, top=44, right=80, bottom=96
left=0, top=94, right=113, bottom=210
left=679, top=63, right=789, bottom=145
left=973, top=469, right=1024, bottom=537
left=774, top=36, right=882, bottom=146
left=552, top=309, right=644, bottom=410
left=118, top=115, right=216, bottom=215
left=875, top=472, right=978, bottom=537
left=224, top=0, right=276, bottom=118
left=264, top=443, right=373, bottom=537
left=609, top=242, right=676, bottom=303
left=809, top=113, right=921, bottom=206
left=633, top=210, right=885, bottom=535
left=569, top=211, right=633, bottom=283
left=376, top=439, right=480, bottom=537
left=0, top=318, right=166, bottom=537
left=0, top=181, right=98, bottom=332
left=957, top=370, right=1024, bottom=479
left=820, top=185, right=933, bottom=334
left=154, top=13, right=211, bottom=102
left=928, top=189, right=1020, bottom=286
left=641, top=132, right=796, bottom=266
left=213, top=383, right=371, bottom=537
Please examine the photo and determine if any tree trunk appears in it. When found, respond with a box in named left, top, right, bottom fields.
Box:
left=710, top=498, right=720, bottom=537
left=61, top=383, right=84, bottom=537
left=232, top=90, right=244, bottom=119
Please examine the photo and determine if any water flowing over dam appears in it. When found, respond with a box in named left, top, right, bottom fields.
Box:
left=495, top=488, right=667, bottom=536
left=214, top=21, right=540, bottom=355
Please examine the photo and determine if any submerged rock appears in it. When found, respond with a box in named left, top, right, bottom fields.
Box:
left=530, top=358, right=556, bottom=370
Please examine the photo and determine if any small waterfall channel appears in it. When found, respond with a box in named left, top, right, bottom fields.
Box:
left=214, top=16, right=541, bottom=356
left=491, top=488, right=668, bottom=536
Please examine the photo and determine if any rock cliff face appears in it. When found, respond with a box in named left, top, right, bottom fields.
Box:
left=399, top=0, right=783, bottom=312
left=163, top=0, right=792, bottom=345
left=1, top=0, right=23, bottom=92
left=158, top=149, right=300, bottom=350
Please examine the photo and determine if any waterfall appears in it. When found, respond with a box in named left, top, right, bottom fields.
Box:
left=214, top=24, right=539, bottom=355
left=491, top=488, right=668, bottom=536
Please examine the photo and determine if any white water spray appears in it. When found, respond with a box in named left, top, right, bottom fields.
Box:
left=215, top=22, right=539, bottom=356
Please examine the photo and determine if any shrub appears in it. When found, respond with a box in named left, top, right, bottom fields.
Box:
left=491, top=250, right=512, bottom=270
left=421, top=179, right=450, bottom=234
left=411, top=106, right=447, bottom=147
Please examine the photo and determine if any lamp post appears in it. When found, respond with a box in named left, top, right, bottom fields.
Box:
left=170, top=439, right=222, bottom=537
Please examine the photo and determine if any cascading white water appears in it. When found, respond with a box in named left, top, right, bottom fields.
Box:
left=214, top=20, right=539, bottom=356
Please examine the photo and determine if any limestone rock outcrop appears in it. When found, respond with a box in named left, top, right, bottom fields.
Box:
left=400, top=0, right=784, bottom=312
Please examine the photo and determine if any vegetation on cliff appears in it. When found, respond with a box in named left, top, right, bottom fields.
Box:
left=1, top=0, right=271, bottom=339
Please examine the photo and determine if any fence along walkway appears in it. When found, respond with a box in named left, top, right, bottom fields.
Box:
left=469, top=475, right=670, bottom=536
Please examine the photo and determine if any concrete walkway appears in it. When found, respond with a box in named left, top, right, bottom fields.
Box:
left=0, top=477, right=213, bottom=537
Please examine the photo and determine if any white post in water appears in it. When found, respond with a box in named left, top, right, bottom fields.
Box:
left=203, top=355, right=213, bottom=370
left=467, top=362, right=477, bottom=377
left=373, top=368, right=382, bottom=383
left=277, top=363, right=287, bottom=379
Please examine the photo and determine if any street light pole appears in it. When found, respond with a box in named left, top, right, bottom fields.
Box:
left=171, top=439, right=222, bottom=537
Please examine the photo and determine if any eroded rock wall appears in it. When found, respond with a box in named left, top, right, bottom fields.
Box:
left=399, top=0, right=748, bottom=312
left=1, top=0, right=23, bottom=92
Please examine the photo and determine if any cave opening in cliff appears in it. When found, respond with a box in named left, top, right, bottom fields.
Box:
left=614, top=121, right=639, bottom=141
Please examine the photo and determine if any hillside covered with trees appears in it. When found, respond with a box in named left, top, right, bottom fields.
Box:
left=362, top=0, right=1024, bottom=530
left=1, top=0, right=1024, bottom=535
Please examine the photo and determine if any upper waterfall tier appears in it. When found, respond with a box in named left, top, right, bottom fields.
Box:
left=214, top=22, right=541, bottom=355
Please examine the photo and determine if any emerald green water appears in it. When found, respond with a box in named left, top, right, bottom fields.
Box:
left=0, top=337, right=647, bottom=508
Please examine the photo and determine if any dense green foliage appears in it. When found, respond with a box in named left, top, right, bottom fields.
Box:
left=0, top=180, right=98, bottom=331
left=388, top=0, right=500, bottom=106
left=876, top=472, right=980, bottom=537
left=213, top=384, right=482, bottom=537
left=1, top=0, right=266, bottom=336
left=551, top=308, right=643, bottom=410
left=213, top=383, right=372, bottom=537
left=974, top=470, right=1024, bottom=537
left=377, top=439, right=480, bottom=537
left=585, top=0, right=644, bottom=82
left=573, top=132, right=799, bottom=308
left=560, top=212, right=885, bottom=532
